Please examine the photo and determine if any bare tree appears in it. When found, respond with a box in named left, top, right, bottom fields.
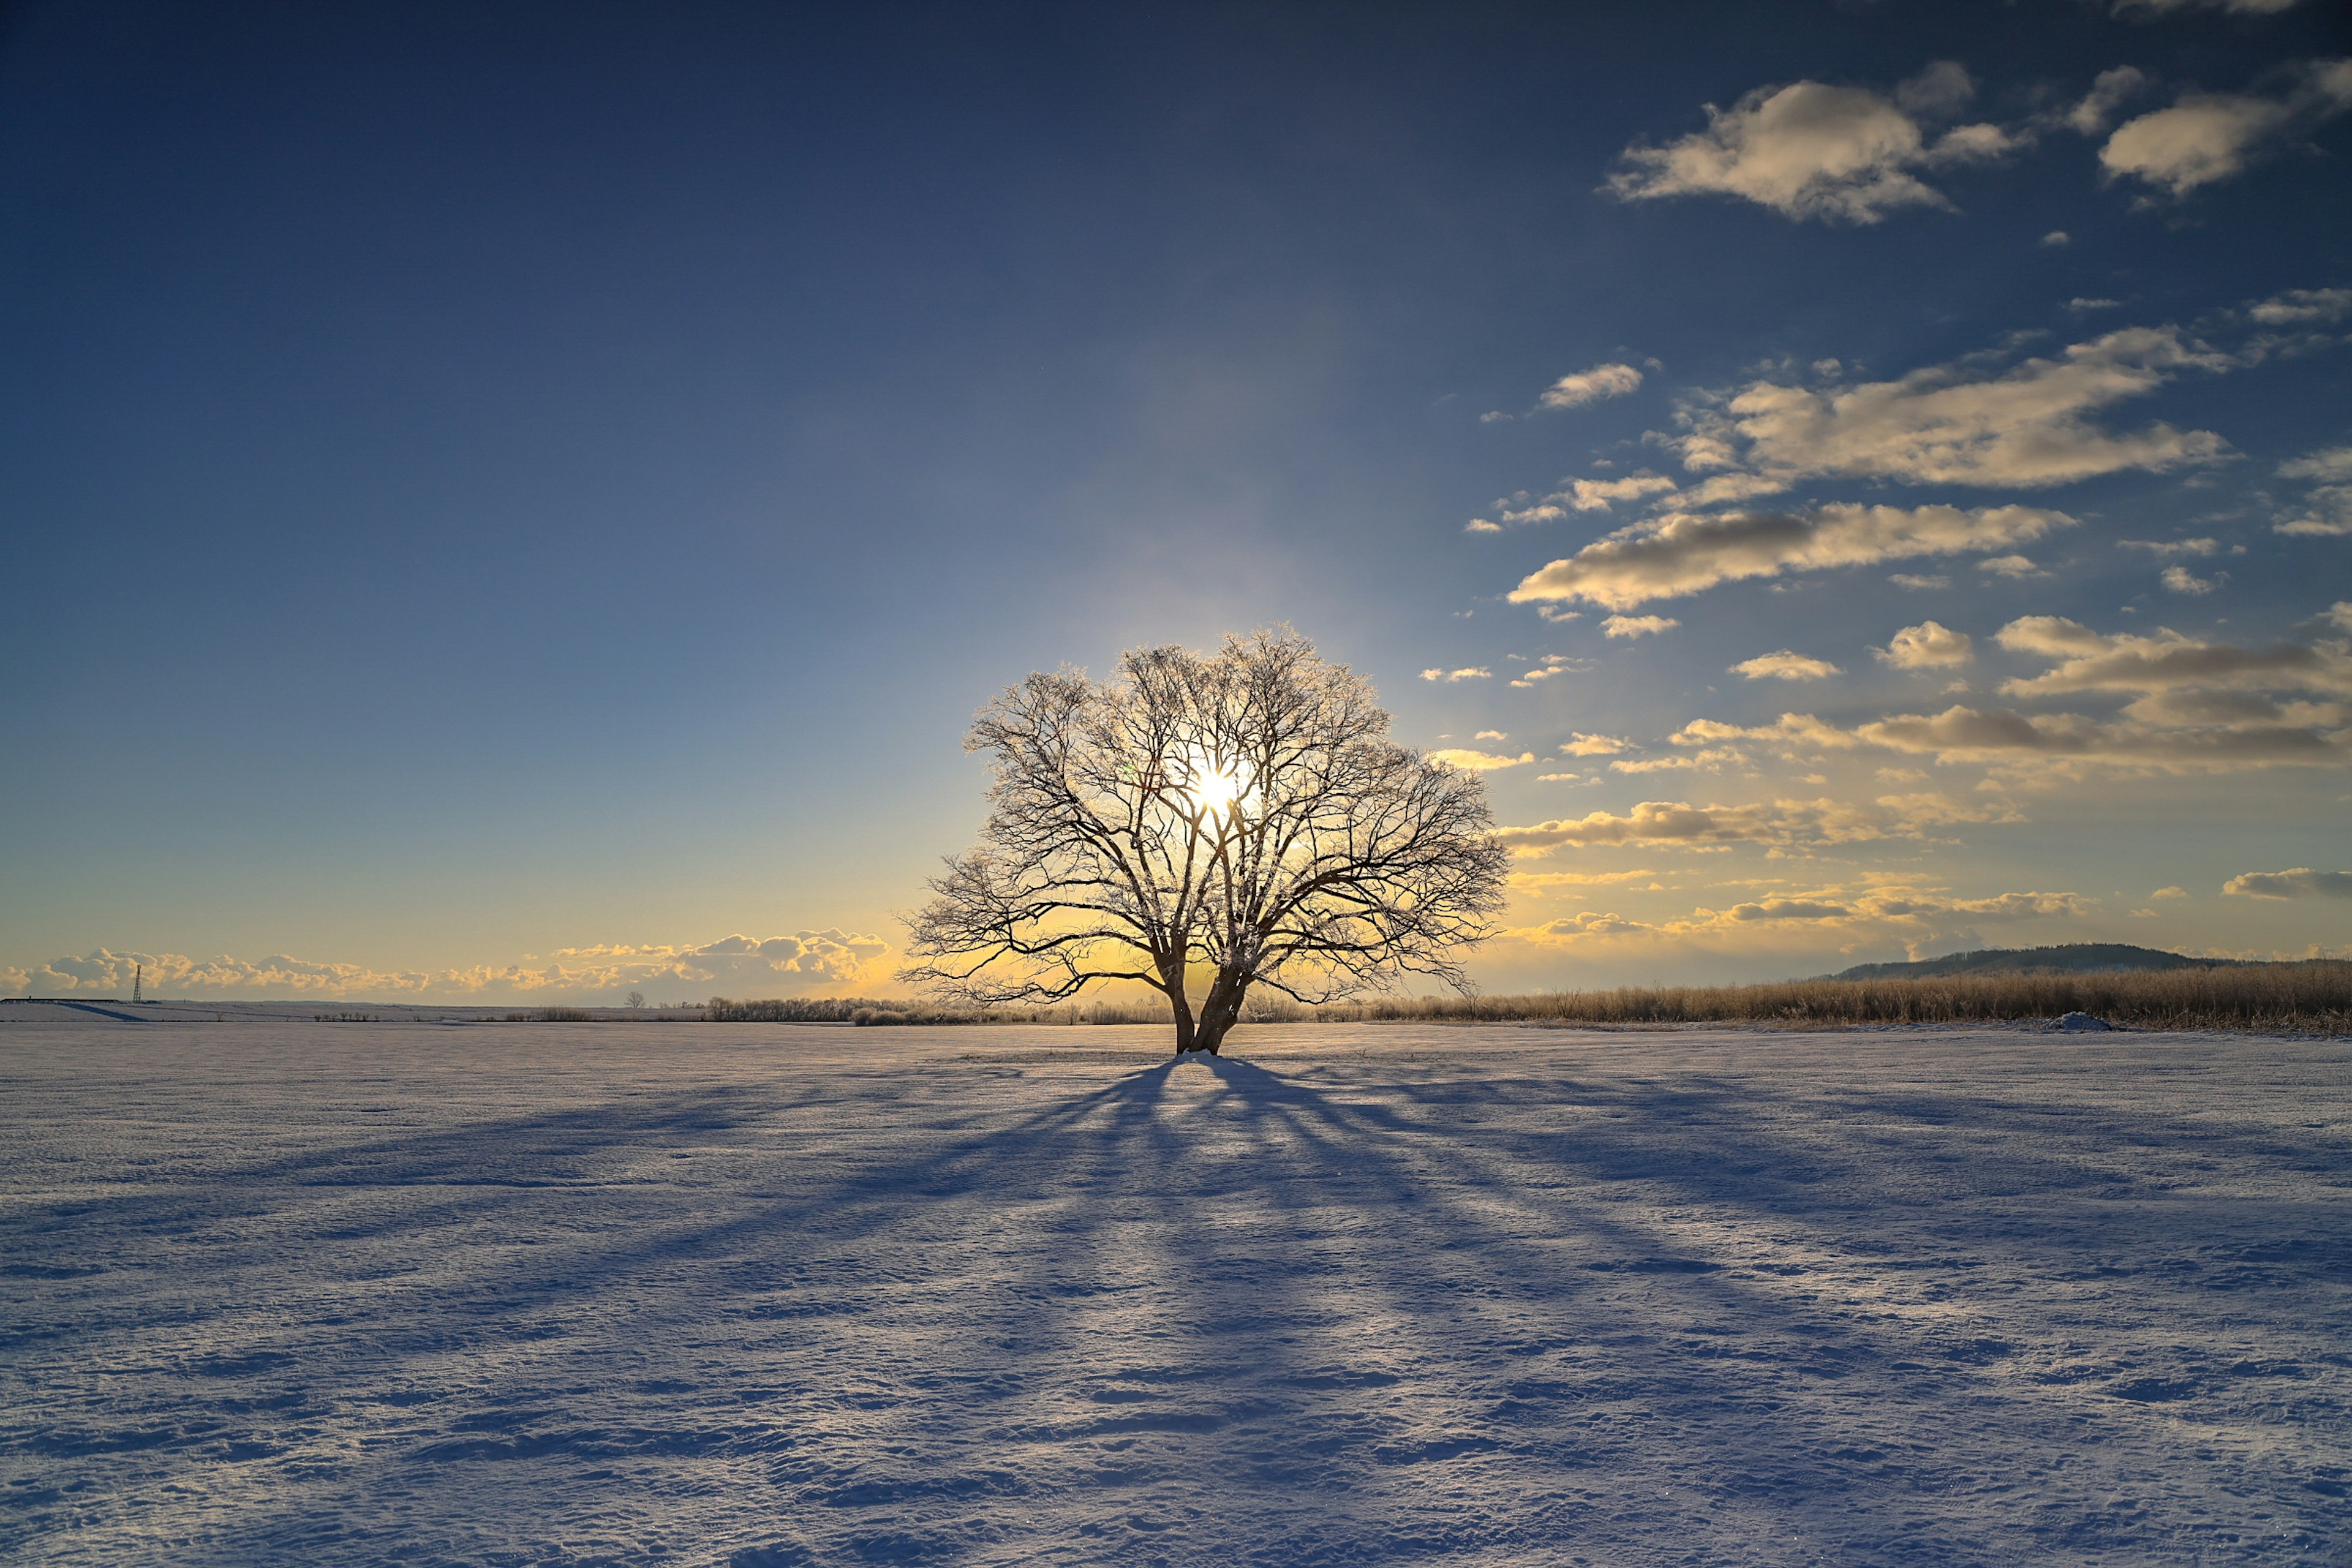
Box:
left=902, top=628, right=1511, bottom=1054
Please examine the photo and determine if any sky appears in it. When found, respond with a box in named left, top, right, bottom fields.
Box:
left=3, top=0, right=2348, bottom=1003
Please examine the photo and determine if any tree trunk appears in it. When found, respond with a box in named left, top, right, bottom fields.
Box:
left=1164, top=967, right=1199, bottom=1055
left=1189, top=967, right=1250, bottom=1055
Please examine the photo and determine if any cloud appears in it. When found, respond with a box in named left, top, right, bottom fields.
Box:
left=2279, top=442, right=2352, bottom=480
left=2113, top=0, right=2301, bottom=14
left=1494, top=791, right=2011, bottom=854
left=2041, top=230, right=2070, bottom=246
left=1509, top=869, right=1664, bottom=890
left=2066, top=66, right=2151, bottom=136
left=2161, top=564, right=2220, bottom=594
left=2275, top=486, right=2352, bottom=536
left=2066, top=297, right=2123, bottom=312
left=1732, top=650, right=1844, bottom=681
left=1429, top=748, right=1536, bottom=771
left=1602, top=614, right=1681, bottom=639
left=1663, top=327, right=2232, bottom=493
left=1890, top=573, right=1949, bottom=590
left=1540, top=363, right=1645, bottom=409
left=2120, top=536, right=2221, bottom=557
left=1509, top=503, right=2070, bottom=609
left=1670, top=712, right=1861, bottom=756
left=2222, top=867, right=2352, bottom=899
left=1879, top=620, right=1975, bottom=668
left=1560, top=733, right=1634, bottom=756
left=1855, top=704, right=2346, bottom=772
left=1993, top=617, right=2352, bottom=699
left=2100, top=59, right=2352, bottom=197
left=1504, top=880, right=2092, bottom=956
left=1463, top=518, right=1502, bottom=534
left=1978, top=554, right=2042, bottom=578
left=1605, top=69, right=2013, bottom=224
left=1483, top=473, right=1681, bottom=528
left=2332, top=601, right=2352, bottom=635
left=1510, top=654, right=1591, bottom=688
left=1420, top=666, right=1492, bottom=682
left=2273, top=440, right=2352, bottom=536
left=1476, top=730, right=1509, bottom=741
left=0, top=932, right=898, bottom=1004
left=2248, top=287, right=2352, bottom=327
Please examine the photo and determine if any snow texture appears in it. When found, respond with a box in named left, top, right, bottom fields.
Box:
left=2, top=1019, right=2348, bottom=1566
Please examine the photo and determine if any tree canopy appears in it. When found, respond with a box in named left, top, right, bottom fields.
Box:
left=902, top=628, right=1510, bottom=1053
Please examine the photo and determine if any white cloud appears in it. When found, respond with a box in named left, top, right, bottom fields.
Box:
left=2248, top=288, right=2352, bottom=328
left=1561, top=733, right=1634, bottom=756
left=1540, top=363, right=1645, bottom=409
left=1463, top=517, right=1502, bottom=534
left=2151, top=885, right=2189, bottom=899
left=1879, top=620, right=1975, bottom=668
left=2331, top=601, right=2352, bottom=635
left=1476, top=729, right=1509, bottom=741
left=2279, top=442, right=2352, bottom=480
left=1494, top=791, right=2012, bottom=854
left=1890, top=572, right=1950, bottom=590
left=2100, top=59, right=2352, bottom=197
left=1487, top=472, right=1681, bottom=527
left=1994, top=616, right=2352, bottom=699
left=1732, top=650, right=1843, bottom=681
left=1664, top=327, right=2232, bottom=493
left=1429, top=748, right=1536, bottom=771
left=0, top=932, right=897, bottom=1004
left=2066, top=297, right=2123, bottom=312
left=2162, top=564, right=2220, bottom=594
left=1602, top=614, right=1681, bottom=639
left=1605, top=69, right=2013, bottom=224
left=1504, top=878, right=2089, bottom=959
left=2114, top=0, right=2300, bottom=14
left=1420, top=666, right=1492, bottom=682
left=2222, top=867, right=2352, bottom=899
left=2273, top=440, right=2352, bottom=536
left=1509, top=503, right=2070, bottom=609
left=1856, top=706, right=2347, bottom=774
left=1509, top=654, right=1591, bottom=688
left=2275, top=486, right=2352, bottom=537
left=2067, top=66, right=2151, bottom=136
left=2041, top=230, right=2071, bottom=246
left=2120, top=537, right=2220, bottom=557
left=1979, top=554, right=2043, bottom=578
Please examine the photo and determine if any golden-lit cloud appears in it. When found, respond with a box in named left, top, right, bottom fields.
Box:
left=1605, top=67, right=2013, bottom=224
left=1602, top=614, right=1681, bottom=638
left=1878, top=620, right=1973, bottom=668
left=2222, top=867, right=2352, bottom=899
left=1420, top=666, right=1493, bottom=682
left=2100, top=60, right=2352, bottom=197
left=1494, top=791, right=2011, bottom=854
left=1501, top=880, right=2094, bottom=959
left=1511, top=503, right=2068, bottom=609
left=1661, top=327, right=2231, bottom=493
left=1731, top=650, right=1842, bottom=681
left=1430, top=747, right=1536, bottom=771
left=1539, top=363, right=1645, bottom=409
left=0, top=932, right=899, bottom=1003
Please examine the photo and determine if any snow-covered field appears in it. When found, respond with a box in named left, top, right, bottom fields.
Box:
left=2, top=1019, right=2347, bottom=1567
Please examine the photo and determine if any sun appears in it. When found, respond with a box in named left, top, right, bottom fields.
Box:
left=1170, top=748, right=1251, bottom=818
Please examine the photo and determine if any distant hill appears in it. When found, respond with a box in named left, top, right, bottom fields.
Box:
left=1823, top=944, right=2240, bottom=982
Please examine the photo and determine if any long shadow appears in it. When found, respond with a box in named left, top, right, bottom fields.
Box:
left=6, top=1039, right=2343, bottom=1567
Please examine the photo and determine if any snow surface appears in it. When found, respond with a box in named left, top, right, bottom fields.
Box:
left=2, top=1019, right=2348, bottom=1566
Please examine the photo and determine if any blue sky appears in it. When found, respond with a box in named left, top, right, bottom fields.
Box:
left=4, top=0, right=2348, bottom=1001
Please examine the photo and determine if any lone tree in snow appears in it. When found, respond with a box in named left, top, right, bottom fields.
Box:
left=902, top=628, right=1511, bottom=1054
